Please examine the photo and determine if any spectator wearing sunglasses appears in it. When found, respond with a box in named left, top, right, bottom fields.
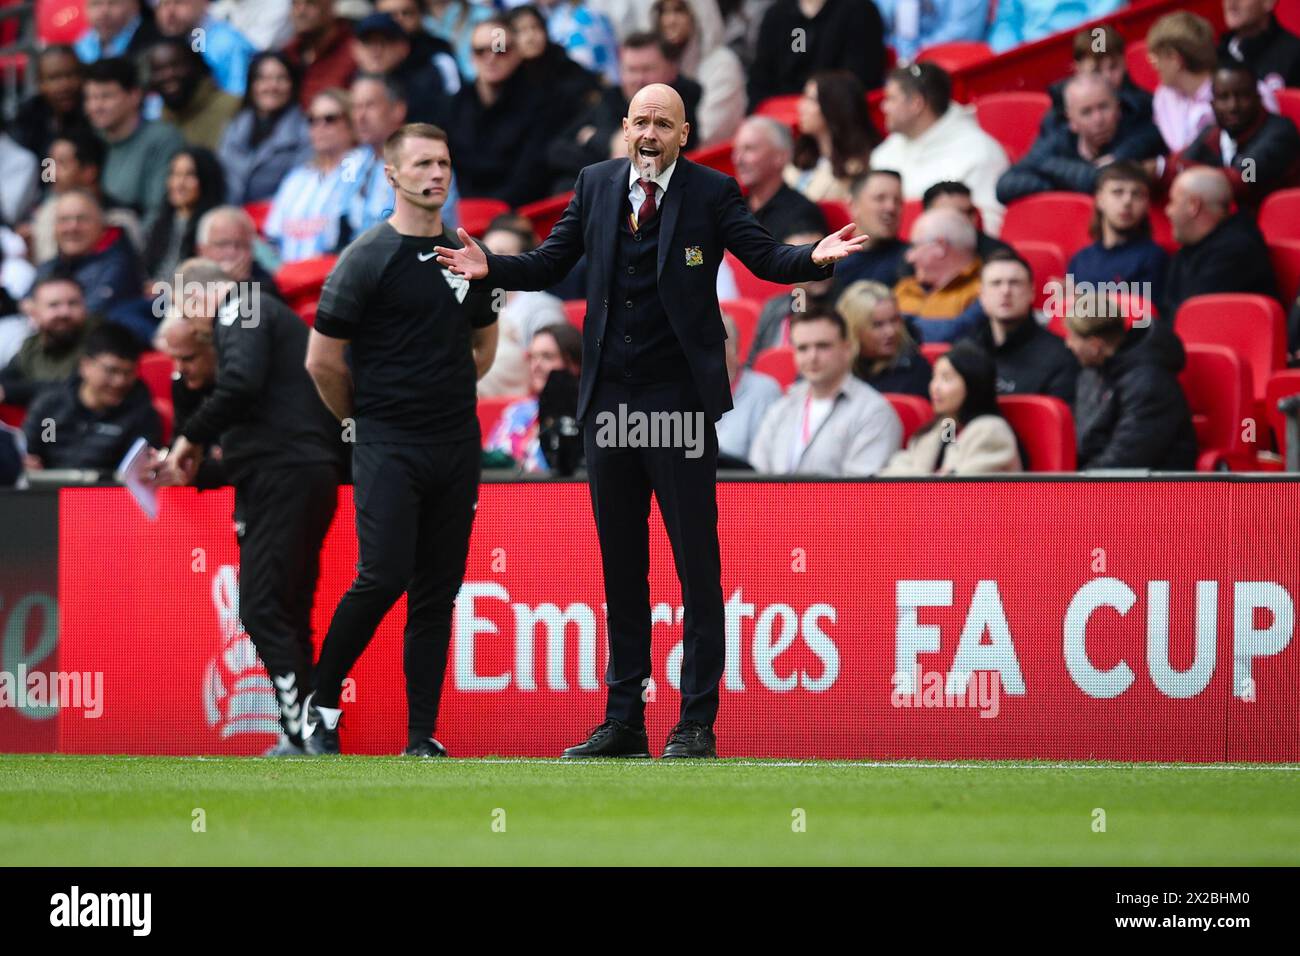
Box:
left=264, top=88, right=369, bottom=262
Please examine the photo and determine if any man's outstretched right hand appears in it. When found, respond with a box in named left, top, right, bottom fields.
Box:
left=435, top=227, right=489, bottom=280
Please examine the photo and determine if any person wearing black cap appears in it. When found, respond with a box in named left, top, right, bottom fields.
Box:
left=881, top=340, right=1024, bottom=475
left=350, top=12, right=454, bottom=124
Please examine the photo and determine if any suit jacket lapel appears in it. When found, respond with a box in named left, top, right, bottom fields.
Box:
left=656, top=158, right=686, bottom=278
left=603, top=160, right=627, bottom=254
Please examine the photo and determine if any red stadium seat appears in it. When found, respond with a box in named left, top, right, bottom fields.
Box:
left=36, top=0, right=86, bottom=45
left=899, top=199, right=923, bottom=240
left=1148, top=205, right=1176, bottom=253
left=916, top=41, right=993, bottom=73
left=1001, top=192, right=1095, bottom=257
left=137, top=351, right=174, bottom=404
left=1178, top=343, right=1254, bottom=471
left=562, top=299, right=586, bottom=330
left=1275, top=89, right=1300, bottom=131
left=1268, top=238, right=1300, bottom=302
left=997, top=394, right=1077, bottom=472
left=517, top=192, right=572, bottom=240
left=1012, top=239, right=1066, bottom=309
left=817, top=200, right=851, bottom=233
left=1258, top=188, right=1300, bottom=244
left=753, top=94, right=801, bottom=128
left=0, top=402, right=23, bottom=428
left=973, top=91, right=1052, bottom=164
left=456, top=198, right=510, bottom=237
left=1175, top=294, right=1286, bottom=430
left=720, top=298, right=761, bottom=360
left=885, top=393, right=932, bottom=444
left=243, top=200, right=271, bottom=236
left=1126, top=39, right=1159, bottom=93
left=1278, top=0, right=1300, bottom=38
left=919, top=341, right=951, bottom=365
left=152, top=397, right=173, bottom=446
left=295, top=299, right=318, bottom=326
left=686, top=140, right=735, bottom=177
left=866, top=89, right=885, bottom=141
left=724, top=250, right=791, bottom=303
left=275, top=255, right=338, bottom=303
left=476, top=395, right=514, bottom=447
left=753, top=345, right=797, bottom=389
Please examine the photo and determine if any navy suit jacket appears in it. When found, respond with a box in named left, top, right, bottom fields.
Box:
left=483, top=156, right=830, bottom=422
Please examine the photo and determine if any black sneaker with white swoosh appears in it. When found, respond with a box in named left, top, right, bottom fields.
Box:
left=301, top=692, right=340, bottom=756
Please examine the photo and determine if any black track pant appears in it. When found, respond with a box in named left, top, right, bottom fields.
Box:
left=235, top=463, right=340, bottom=743
left=313, top=438, right=480, bottom=743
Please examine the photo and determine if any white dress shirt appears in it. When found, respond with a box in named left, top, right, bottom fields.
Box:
left=627, top=158, right=677, bottom=226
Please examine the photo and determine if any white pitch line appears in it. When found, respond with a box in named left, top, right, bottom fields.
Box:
left=432, top=758, right=1300, bottom=772
left=19, top=756, right=1300, bottom=771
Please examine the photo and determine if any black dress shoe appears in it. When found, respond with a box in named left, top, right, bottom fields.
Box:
left=403, top=737, right=448, bottom=757
left=661, top=720, right=716, bottom=758
left=561, top=719, right=651, bottom=758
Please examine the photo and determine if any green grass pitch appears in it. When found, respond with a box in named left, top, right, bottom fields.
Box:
left=2, top=755, right=1298, bottom=865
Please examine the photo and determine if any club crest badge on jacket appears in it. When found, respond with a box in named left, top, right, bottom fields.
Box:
left=684, top=246, right=703, bottom=267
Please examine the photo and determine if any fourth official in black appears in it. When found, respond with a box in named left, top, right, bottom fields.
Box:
left=165, top=258, right=344, bottom=756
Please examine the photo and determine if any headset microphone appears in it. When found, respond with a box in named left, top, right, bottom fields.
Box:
left=392, top=178, right=436, bottom=198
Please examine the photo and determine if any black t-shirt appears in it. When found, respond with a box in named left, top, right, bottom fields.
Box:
left=314, top=222, right=496, bottom=444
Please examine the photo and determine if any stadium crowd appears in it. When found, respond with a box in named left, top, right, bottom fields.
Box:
left=1, top=0, right=1299, bottom=485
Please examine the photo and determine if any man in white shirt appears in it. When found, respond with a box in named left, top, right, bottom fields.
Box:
left=209, top=0, right=294, bottom=50
left=716, top=310, right=782, bottom=465
left=870, top=62, right=1010, bottom=235
left=749, top=309, right=901, bottom=475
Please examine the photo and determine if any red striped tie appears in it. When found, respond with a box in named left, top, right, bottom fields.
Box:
left=636, top=179, right=657, bottom=227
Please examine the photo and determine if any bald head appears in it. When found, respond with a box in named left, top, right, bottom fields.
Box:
left=1177, top=167, right=1233, bottom=208
left=628, top=83, right=683, bottom=123
left=1063, top=72, right=1115, bottom=109
left=623, top=82, right=690, bottom=178
left=1167, top=167, right=1233, bottom=244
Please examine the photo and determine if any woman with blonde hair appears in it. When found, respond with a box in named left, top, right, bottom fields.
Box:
left=836, top=279, right=930, bottom=397
left=263, top=88, right=367, bottom=263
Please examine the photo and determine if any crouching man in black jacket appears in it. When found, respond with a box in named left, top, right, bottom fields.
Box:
left=163, top=258, right=345, bottom=756
left=1063, top=303, right=1198, bottom=471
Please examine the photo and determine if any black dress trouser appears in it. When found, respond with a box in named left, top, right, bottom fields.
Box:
left=582, top=377, right=725, bottom=727
left=235, top=462, right=340, bottom=741
left=313, top=437, right=481, bottom=743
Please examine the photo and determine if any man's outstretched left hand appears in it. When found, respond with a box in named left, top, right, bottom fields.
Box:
left=811, top=224, right=870, bottom=267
